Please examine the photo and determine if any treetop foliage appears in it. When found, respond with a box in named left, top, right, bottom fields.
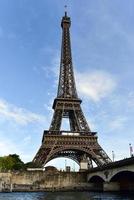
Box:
left=0, top=154, right=41, bottom=171
left=0, top=154, right=24, bottom=171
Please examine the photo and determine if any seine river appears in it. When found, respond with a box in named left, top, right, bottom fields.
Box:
left=0, top=192, right=133, bottom=200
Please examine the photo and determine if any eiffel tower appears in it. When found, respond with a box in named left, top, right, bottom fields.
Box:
left=33, top=12, right=112, bottom=169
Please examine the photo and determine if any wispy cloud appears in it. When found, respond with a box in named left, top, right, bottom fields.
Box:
left=0, top=135, right=34, bottom=162
left=108, top=116, right=127, bottom=131
left=33, top=50, right=60, bottom=86
left=0, top=99, right=46, bottom=126
left=0, top=136, right=20, bottom=156
left=0, top=99, right=48, bottom=161
left=76, top=70, right=116, bottom=102
left=127, top=91, right=134, bottom=108
left=41, top=51, right=60, bottom=81
left=23, top=135, right=32, bottom=145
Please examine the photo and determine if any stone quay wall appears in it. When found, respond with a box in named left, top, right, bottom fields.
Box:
left=0, top=171, right=89, bottom=192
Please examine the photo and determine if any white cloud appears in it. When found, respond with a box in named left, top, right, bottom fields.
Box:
left=33, top=51, right=60, bottom=86
left=50, top=53, right=60, bottom=78
left=41, top=51, right=60, bottom=80
left=23, top=135, right=31, bottom=145
left=21, top=154, right=33, bottom=163
left=108, top=116, right=127, bottom=131
left=127, top=92, right=134, bottom=108
left=0, top=99, right=46, bottom=126
left=0, top=137, right=20, bottom=156
left=0, top=99, right=48, bottom=161
left=76, top=70, right=116, bottom=102
left=0, top=136, right=34, bottom=162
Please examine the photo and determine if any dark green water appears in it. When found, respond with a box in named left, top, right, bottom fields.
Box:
left=0, top=192, right=133, bottom=200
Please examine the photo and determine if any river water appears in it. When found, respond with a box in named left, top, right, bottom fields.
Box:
left=0, top=192, right=133, bottom=200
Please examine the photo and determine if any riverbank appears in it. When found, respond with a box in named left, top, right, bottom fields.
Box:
left=0, top=171, right=88, bottom=192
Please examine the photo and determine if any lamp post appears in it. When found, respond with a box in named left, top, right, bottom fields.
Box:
left=129, top=143, right=133, bottom=157
left=112, top=150, right=115, bottom=162
left=65, top=159, right=67, bottom=171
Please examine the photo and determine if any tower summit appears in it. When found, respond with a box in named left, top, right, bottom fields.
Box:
left=51, top=12, right=90, bottom=133
left=33, top=13, right=112, bottom=169
left=58, top=12, right=76, bottom=98
left=57, top=11, right=78, bottom=99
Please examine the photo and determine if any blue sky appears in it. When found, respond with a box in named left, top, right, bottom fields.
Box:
left=0, top=0, right=134, bottom=170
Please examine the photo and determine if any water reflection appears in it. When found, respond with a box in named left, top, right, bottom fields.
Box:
left=0, top=192, right=134, bottom=200
left=45, top=192, right=134, bottom=200
left=45, top=192, right=89, bottom=200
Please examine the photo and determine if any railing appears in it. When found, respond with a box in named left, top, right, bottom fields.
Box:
left=43, top=130, right=97, bottom=136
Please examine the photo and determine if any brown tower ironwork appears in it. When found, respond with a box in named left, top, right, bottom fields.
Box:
left=33, top=12, right=112, bottom=168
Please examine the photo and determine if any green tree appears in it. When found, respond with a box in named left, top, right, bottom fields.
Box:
left=0, top=154, right=24, bottom=171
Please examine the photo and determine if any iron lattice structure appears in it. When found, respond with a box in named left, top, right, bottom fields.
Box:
left=33, top=12, right=112, bottom=168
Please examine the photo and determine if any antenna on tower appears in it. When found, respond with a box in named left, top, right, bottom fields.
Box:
left=64, top=5, right=67, bottom=16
